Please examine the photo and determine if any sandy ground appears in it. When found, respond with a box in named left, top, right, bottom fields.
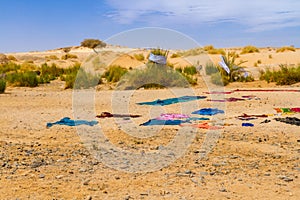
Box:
left=0, top=78, right=299, bottom=199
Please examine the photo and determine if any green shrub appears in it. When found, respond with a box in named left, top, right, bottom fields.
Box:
left=21, top=61, right=37, bottom=71
left=45, top=55, right=59, bottom=60
left=269, top=54, right=273, bottom=59
left=257, top=59, right=262, bottom=64
left=81, top=39, right=106, bottom=49
left=0, top=62, right=20, bottom=73
left=64, top=73, right=77, bottom=89
left=74, top=68, right=100, bottom=89
left=6, top=71, right=38, bottom=87
left=150, top=48, right=169, bottom=56
left=178, top=48, right=204, bottom=56
left=133, top=53, right=145, bottom=61
left=170, top=53, right=180, bottom=58
left=260, top=64, right=300, bottom=85
left=276, top=46, right=296, bottom=53
left=103, top=65, right=128, bottom=83
left=203, top=45, right=214, bottom=51
left=175, top=67, right=183, bottom=73
left=61, top=64, right=80, bottom=88
left=241, top=46, right=259, bottom=54
left=208, top=48, right=226, bottom=55
left=61, top=53, right=78, bottom=60
left=211, top=73, right=228, bottom=86
left=64, top=68, right=100, bottom=89
left=203, top=45, right=225, bottom=55
left=205, top=62, right=219, bottom=75
left=0, top=78, right=6, bottom=93
left=117, top=62, right=195, bottom=90
left=183, top=65, right=197, bottom=75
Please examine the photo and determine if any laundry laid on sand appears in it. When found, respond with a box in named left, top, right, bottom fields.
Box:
left=274, top=117, right=300, bottom=126
left=206, top=89, right=300, bottom=94
left=237, top=113, right=269, bottom=120
left=46, top=117, right=98, bottom=128
left=140, top=112, right=210, bottom=126
left=180, top=122, right=223, bottom=130
left=96, top=112, right=141, bottom=118
left=140, top=119, right=183, bottom=126
left=241, top=95, right=260, bottom=100
left=192, top=108, right=225, bottom=116
left=137, top=95, right=206, bottom=106
left=207, top=97, right=245, bottom=102
left=186, top=117, right=210, bottom=121
left=155, top=113, right=189, bottom=120
left=274, top=108, right=300, bottom=114
left=242, top=123, right=254, bottom=127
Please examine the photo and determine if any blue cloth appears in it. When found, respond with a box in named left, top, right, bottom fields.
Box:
left=137, top=96, right=206, bottom=106
left=186, top=117, right=210, bottom=121
left=192, top=108, right=224, bottom=116
left=47, top=117, right=98, bottom=128
left=242, top=123, right=254, bottom=127
left=140, top=119, right=183, bottom=126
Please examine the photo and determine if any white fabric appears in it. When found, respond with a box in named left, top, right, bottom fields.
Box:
left=149, top=53, right=167, bottom=64
left=219, top=60, right=230, bottom=74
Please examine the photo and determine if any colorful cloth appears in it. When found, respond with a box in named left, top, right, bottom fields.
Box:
left=274, top=108, right=300, bottom=114
left=208, top=97, right=245, bottom=102
left=192, top=108, right=224, bottom=116
left=140, top=119, right=183, bottom=126
left=47, top=117, right=98, bottom=128
left=237, top=113, right=268, bottom=120
left=155, top=113, right=189, bottom=120
left=180, top=122, right=223, bottom=130
left=242, top=123, right=254, bottom=127
left=137, top=95, right=206, bottom=106
left=96, top=112, right=141, bottom=118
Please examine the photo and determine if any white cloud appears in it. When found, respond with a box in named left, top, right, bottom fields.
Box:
left=104, top=0, right=300, bottom=31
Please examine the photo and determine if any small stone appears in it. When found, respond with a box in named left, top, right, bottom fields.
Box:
left=220, top=188, right=227, bottom=192
left=278, top=175, right=293, bottom=182
left=185, top=170, right=192, bottom=174
left=264, top=173, right=271, bottom=176
left=79, top=168, right=87, bottom=173
left=200, top=171, right=209, bottom=176
left=294, top=167, right=300, bottom=172
left=210, top=172, right=216, bottom=176
left=230, top=155, right=239, bottom=159
left=39, top=174, right=45, bottom=178
left=55, top=175, right=64, bottom=179
left=124, top=195, right=132, bottom=200
left=83, top=179, right=90, bottom=185
left=86, top=195, right=92, bottom=200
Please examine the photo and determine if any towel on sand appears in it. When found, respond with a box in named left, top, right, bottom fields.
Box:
left=137, top=95, right=206, bottom=106
left=47, top=117, right=98, bottom=128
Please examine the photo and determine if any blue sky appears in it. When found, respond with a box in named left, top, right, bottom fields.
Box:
left=1, top=0, right=300, bottom=52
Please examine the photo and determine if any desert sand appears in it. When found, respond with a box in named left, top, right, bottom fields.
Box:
left=0, top=46, right=300, bottom=199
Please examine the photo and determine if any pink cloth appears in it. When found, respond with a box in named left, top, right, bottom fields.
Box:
left=155, top=113, right=189, bottom=120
